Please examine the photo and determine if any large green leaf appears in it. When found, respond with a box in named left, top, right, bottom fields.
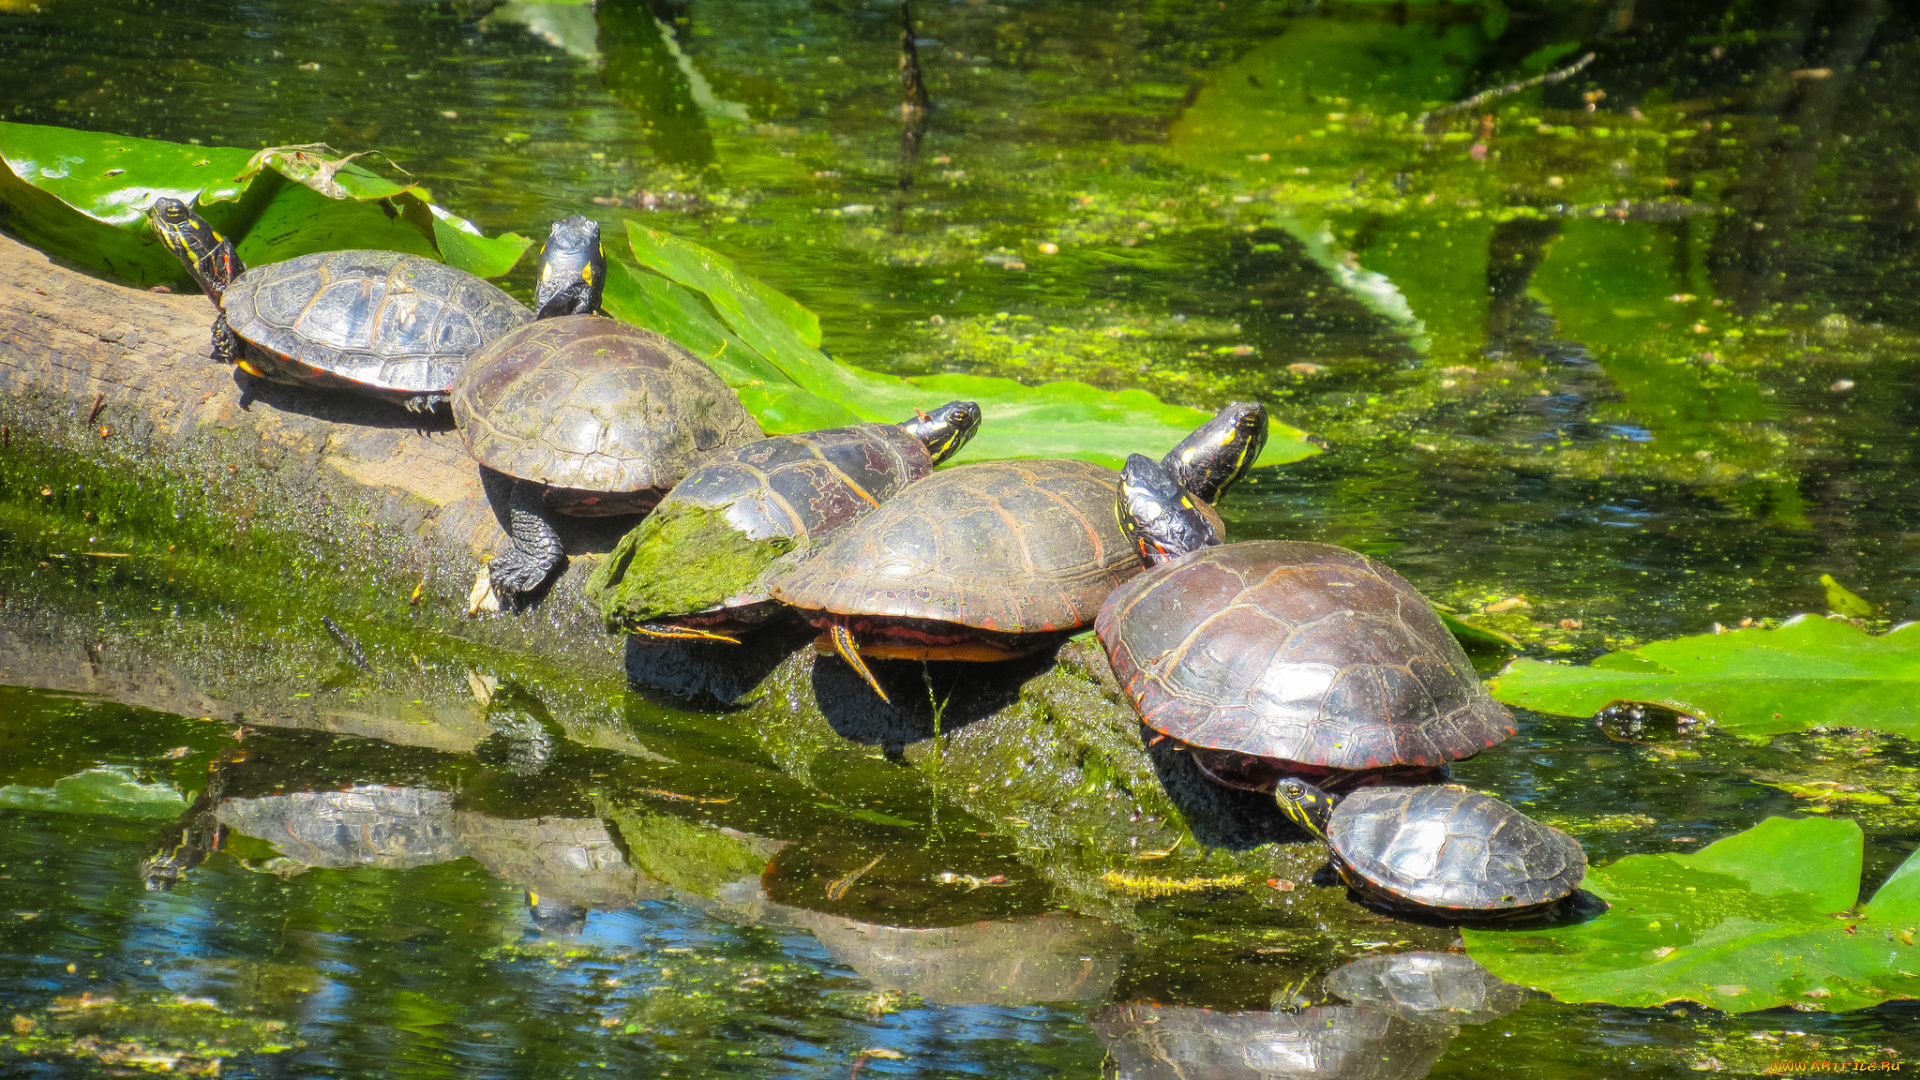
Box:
left=0, top=121, right=529, bottom=286
left=1491, top=616, right=1920, bottom=737
left=626, top=222, right=1321, bottom=468
left=1466, top=816, right=1920, bottom=1014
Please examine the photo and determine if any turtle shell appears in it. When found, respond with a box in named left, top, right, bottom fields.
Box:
left=451, top=316, right=759, bottom=500
left=769, top=459, right=1138, bottom=634
left=223, top=250, right=531, bottom=394
left=1092, top=1003, right=1452, bottom=1080
left=1327, top=784, right=1586, bottom=912
left=1095, top=541, right=1514, bottom=771
left=667, top=422, right=935, bottom=546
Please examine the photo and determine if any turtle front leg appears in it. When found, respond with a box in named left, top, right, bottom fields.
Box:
left=402, top=392, right=450, bottom=414
left=211, top=311, right=242, bottom=366
left=488, top=479, right=567, bottom=606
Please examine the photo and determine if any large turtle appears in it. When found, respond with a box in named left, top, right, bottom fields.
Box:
left=1094, top=454, right=1515, bottom=793
left=768, top=403, right=1268, bottom=701
left=1276, top=777, right=1587, bottom=921
left=586, top=401, right=982, bottom=641
left=452, top=224, right=761, bottom=606
left=145, top=198, right=576, bottom=411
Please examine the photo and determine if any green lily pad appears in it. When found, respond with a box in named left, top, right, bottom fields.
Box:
left=0, top=121, right=529, bottom=286
left=0, top=765, right=187, bottom=820
left=625, top=222, right=1321, bottom=468
left=1490, top=615, right=1920, bottom=737
left=1439, top=610, right=1520, bottom=655
left=1466, top=816, right=1920, bottom=1014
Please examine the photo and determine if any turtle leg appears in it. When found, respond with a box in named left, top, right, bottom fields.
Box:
left=489, top=480, right=567, bottom=605
left=828, top=623, right=891, bottom=703
left=402, top=392, right=450, bottom=414
left=211, top=312, right=242, bottom=365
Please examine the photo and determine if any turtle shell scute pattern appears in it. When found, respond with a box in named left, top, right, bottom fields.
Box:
left=664, top=423, right=932, bottom=544
left=1094, top=540, right=1514, bottom=770
left=1329, top=785, right=1586, bottom=911
left=223, top=250, right=532, bottom=393
left=452, top=317, right=759, bottom=494
left=769, top=459, right=1137, bottom=634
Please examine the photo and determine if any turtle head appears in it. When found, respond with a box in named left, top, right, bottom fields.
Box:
left=1162, top=401, right=1268, bottom=504
left=146, top=197, right=242, bottom=303
left=1275, top=776, right=1338, bottom=840
left=899, top=400, right=981, bottom=464
left=525, top=890, right=589, bottom=935
left=1118, top=454, right=1221, bottom=567
left=535, top=214, right=606, bottom=319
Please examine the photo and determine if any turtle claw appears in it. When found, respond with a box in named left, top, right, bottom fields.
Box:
left=829, top=624, right=890, bottom=703
left=402, top=393, right=449, bottom=414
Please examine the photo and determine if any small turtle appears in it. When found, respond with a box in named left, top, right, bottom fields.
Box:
left=1095, top=454, right=1515, bottom=792
left=1277, top=777, right=1587, bottom=920
left=146, top=197, right=568, bottom=411
left=1092, top=1002, right=1452, bottom=1080
left=586, top=401, right=982, bottom=641
left=452, top=222, right=761, bottom=606
left=768, top=403, right=1268, bottom=701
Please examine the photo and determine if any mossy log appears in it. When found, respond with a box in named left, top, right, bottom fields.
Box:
left=0, top=231, right=1453, bottom=954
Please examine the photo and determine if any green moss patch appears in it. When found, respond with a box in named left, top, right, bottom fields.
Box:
left=602, top=804, right=776, bottom=900
left=587, top=502, right=796, bottom=632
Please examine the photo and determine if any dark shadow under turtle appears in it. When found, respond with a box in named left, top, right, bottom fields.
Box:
left=1138, top=721, right=1306, bottom=851
left=810, top=649, right=1061, bottom=758
left=623, top=619, right=816, bottom=710
left=232, top=367, right=458, bottom=433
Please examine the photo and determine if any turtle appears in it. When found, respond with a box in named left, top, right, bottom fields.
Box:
left=1276, top=776, right=1587, bottom=920
left=1093, top=453, right=1516, bottom=793
left=144, top=197, right=580, bottom=411
left=451, top=233, right=762, bottom=606
left=585, top=400, right=982, bottom=642
left=768, top=402, right=1269, bottom=702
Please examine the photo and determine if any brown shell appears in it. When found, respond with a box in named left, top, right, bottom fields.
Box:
left=224, top=250, right=531, bottom=393
left=769, top=459, right=1139, bottom=634
left=451, top=316, right=760, bottom=495
left=1094, top=541, right=1514, bottom=770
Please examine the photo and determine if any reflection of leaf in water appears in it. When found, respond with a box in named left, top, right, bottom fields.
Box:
left=1467, top=815, right=1920, bottom=1014
left=1491, top=615, right=1920, bottom=737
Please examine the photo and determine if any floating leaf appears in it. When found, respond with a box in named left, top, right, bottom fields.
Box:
left=1438, top=610, right=1519, bottom=655
left=1490, top=615, right=1920, bottom=737
left=0, top=120, right=528, bottom=285
left=0, top=765, right=187, bottom=820
left=1467, top=816, right=1920, bottom=1014
left=625, top=221, right=1320, bottom=468
left=1822, top=574, right=1877, bottom=619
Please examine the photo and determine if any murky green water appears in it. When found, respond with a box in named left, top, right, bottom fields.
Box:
left=5, top=0, right=1920, bottom=1075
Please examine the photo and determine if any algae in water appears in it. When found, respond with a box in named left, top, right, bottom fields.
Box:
left=587, top=502, right=796, bottom=631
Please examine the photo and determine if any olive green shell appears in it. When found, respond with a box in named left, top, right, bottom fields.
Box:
left=451, top=316, right=760, bottom=497
left=1329, top=784, right=1586, bottom=912
left=223, top=250, right=531, bottom=393
left=1095, top=541, right=1514, bottom=771
left=769, top=459, right=1138, bottom=634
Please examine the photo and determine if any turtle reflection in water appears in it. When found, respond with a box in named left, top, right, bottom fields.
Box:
left=1096, top=454, right=1515, bottom=795
left=146, top=197, right=546, bottom=411
left=770, top=403, right=1267, bottom=702
left=1094, top=1003, right=1452, bottom=1080
left=1323, top=951, right=1532, bottom=1029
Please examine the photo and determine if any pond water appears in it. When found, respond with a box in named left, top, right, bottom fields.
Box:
left=4, top=0, right=1920, bottom=1075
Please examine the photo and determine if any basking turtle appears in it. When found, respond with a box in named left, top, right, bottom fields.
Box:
left=1277, top=777, right=1587, bottom=920
left=452, top=233, right=761, bottom=605
left=768, top=403, right=1268, bottom=701
left=586, top=401, right=982, bottom=641
left=145, top=198, right=577, bottom=411
left=1094, top=454, right=1515, bottom=792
